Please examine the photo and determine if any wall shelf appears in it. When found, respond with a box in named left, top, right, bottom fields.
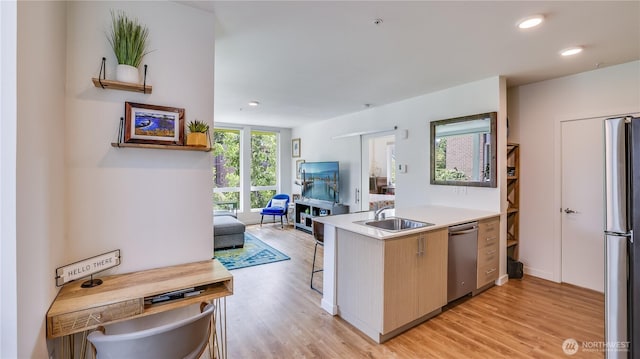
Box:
left=111, top=142, right=211, bottom=152
left=92, top=78, right=152, bottom=94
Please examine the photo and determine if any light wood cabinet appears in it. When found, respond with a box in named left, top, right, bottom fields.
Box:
left=336, top=228, right=447, bottom=343
left=384, top=229, right=448, bottom=335
left=383, top=235, right=420, bottom=332
left=417, top=230, right=447, bottom=318
left=477, top=216, right=500, bottom=288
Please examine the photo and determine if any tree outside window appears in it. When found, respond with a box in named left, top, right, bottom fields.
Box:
left=250, top=130, right=278, bottom=209
left=213, top=129, right=241, bottom=206
left=213, top=127, right=280, bottom=212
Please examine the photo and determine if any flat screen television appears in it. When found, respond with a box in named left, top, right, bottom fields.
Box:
left=300, top=161, right=339, bottom=203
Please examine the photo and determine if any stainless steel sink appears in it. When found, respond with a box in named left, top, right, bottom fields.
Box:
left=354, top=217, right=434, bottom=232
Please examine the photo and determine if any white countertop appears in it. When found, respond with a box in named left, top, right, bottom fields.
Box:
left=313, top=205, right=500, bottom=239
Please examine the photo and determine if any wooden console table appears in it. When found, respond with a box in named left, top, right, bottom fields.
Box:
left=46, top=259, right=233, bottom=358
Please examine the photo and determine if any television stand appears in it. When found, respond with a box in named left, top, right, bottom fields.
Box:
left=294, top=199, right=349, bottom=233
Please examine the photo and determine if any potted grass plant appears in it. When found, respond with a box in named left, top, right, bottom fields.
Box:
left=186, top=120, right=209, bottom=147
left=108, top=10, right=150, bottom=84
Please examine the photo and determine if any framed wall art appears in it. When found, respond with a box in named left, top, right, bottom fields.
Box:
left=124, top=102, right=185, bottom=145
left=292, top=138, right=301, bottom=158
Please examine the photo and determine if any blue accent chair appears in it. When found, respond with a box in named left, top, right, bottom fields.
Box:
left=260, top=194, right=290, bottom=229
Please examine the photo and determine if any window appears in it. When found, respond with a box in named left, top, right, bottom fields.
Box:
left=213, top=126, right=280, bottom=213
left=213, top=128, right=241, bottom=207
left=250, top=130, right=278, bottom=209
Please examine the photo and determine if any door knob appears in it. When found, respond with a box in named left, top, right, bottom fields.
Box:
left=564, top=208, right=577, bottom=214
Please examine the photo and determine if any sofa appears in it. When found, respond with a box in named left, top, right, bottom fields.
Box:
left=213, top=214, right=245, bottom=250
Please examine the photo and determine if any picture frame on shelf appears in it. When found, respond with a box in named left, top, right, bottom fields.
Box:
left=124, top=102, right=185, bottom=145
left=292, top=194, right=301, bottom=202
left=292, top=138, right=301, bottom=158
left=296, top=159, right=305, bottom=179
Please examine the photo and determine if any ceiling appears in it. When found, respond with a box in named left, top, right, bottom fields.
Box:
left=185, top=1, right=639, bottom=128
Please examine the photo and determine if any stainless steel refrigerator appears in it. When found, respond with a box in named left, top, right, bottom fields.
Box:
left=605, top=116, right=639, bottom=359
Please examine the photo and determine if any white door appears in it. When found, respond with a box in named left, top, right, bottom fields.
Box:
left=561, top=118, right=605, bottom=292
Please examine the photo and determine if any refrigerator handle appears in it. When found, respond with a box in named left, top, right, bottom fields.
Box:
left=604, top=117, right=629, bottom=234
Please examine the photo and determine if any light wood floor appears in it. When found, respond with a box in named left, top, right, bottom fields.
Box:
left=223, top=224, right=604, bottom=358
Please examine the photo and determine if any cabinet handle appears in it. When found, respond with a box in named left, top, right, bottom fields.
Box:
left=485, top=268, right=497, bottom=275
left=417, top=236, right=426, bottom=256
left=416, top=236, right=426, bottom=256
left=486, top=249, right=497, bottom=256
left=485, top=236, right=496, bottom=242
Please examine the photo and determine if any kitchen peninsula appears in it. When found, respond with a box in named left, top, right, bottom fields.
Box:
left=313, top=205, right=501, bottom=343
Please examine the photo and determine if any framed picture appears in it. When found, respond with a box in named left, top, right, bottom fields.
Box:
left=292, top=194, right=301, bottom=202
left=292, top=138, right=301, bottom=158
left=296, top=159, right=305, bottom=179
left=124, top=102, right=185, bottom=145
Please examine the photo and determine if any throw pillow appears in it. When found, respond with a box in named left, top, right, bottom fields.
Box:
left=271, top=199, right=287, bottom=208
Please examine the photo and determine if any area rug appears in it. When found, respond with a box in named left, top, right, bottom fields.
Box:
left=214, top=233, right=290, bottom=270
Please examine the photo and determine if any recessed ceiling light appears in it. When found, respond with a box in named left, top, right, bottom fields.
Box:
left=517, top=15, right=544, bottom=29
left=560, top=46, right=583, bottom=56
left=248, top=101, right=260, bottom=107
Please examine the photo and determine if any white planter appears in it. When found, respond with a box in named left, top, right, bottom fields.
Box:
left=116, top=64, right=139, bottom=84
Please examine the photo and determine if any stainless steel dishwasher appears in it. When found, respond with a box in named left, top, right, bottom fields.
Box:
left=448, top=221, right=478, bottom=302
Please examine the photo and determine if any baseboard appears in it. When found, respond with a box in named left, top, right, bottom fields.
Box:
left=321, top=298, right=337, bottom=315
left=379, top=308, right=442, bottom=343
left=524, top=266, right=555, bottom=282
left=496, top=274, right=509, bottom=286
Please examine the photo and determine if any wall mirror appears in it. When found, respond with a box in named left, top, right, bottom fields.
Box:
left=430, top=112, right=497, bottom=187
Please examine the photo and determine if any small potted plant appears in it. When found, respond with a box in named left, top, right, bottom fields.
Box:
left=108, top=10, right=150, bottom=84
left=186, top=120, right=209, bottom=147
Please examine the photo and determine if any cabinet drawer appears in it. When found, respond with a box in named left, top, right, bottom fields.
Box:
left=479, top=217, right=499, bottom=235
left=477, top=263, right=499, bottom=288
left=49, top=299, right=143, bottom=337
left=478, top=217, right=499, bottom=249
left=477, top=245, right=499, bottom=268
left=478, top=233, right=498, bottom=249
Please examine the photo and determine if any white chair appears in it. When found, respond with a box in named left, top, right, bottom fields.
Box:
left=87, top=302, right=214, bottom=359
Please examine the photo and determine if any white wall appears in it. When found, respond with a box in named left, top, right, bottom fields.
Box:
left=16, top=2, right=67, bottom=357
left=65, top=1, right=215, bottom=274
left=1, top=1, right=18, bottom=357
left=292, top=76, right=504, bottom=213
left=507, top=61, right=640, bottom=282
left=10, top=1, right=216, bottom=357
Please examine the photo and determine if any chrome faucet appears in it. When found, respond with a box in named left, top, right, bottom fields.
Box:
left=374, top=205, right=394, bottom=221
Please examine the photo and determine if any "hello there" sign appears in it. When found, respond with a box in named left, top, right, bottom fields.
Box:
left=55, top=250, right=120, bottom=287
